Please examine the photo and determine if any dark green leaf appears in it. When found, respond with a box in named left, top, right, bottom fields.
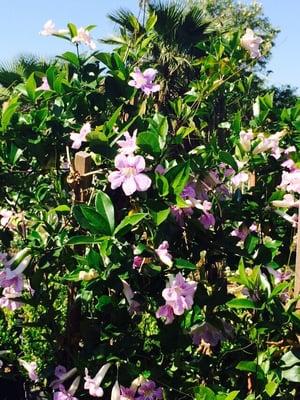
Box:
left=114, top=213, right=147, bottom=236
left=95, top=191, right=115, bottom=234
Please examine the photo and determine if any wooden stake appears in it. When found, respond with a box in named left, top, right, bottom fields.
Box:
left=248, top=172, right=256, bottom=189
left=73, top=151, right=92, bottom=203
left=294, top=203, right=300, bottom=310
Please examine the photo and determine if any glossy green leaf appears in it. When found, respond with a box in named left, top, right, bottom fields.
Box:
left=95, top=191, right=115, bottom=234
left=226, top=298, right=257, bottom=309
left=114, top=213, right=147, bottom=236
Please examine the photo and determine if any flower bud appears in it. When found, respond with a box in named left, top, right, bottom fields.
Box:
left=111, top=380, right=120, bottom=400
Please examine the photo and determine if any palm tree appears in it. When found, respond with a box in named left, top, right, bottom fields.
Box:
left=0, top=54, right=50, bottom=88
left=104, top=1, right=212, bottom=99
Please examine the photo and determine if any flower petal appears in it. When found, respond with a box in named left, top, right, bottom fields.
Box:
left=122, top=176, right=137, bottom=196
left=134, top=173, right=151, bottom=192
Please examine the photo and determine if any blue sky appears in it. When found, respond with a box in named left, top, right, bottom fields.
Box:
left=1, top=0, right=299, bottom=91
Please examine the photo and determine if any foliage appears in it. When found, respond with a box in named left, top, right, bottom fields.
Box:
left=0, top=2, right=299, bottom=400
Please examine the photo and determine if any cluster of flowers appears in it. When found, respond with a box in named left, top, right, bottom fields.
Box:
left=156, top=272, right=197, bottom=324
left=50, top=363, right=163, bottom=400
left=133, top=241, right=173, bottom=271
left=170, top=180, right=221, bottom=229
left=40, top=20, right=96, bottom=50
left=108, top=130, right=152, bottom=196
left=239, top=129, right=286, bottom=159
left=191, top=320, right=233, bottom=349
left=0, top=249, right=32, bottom=311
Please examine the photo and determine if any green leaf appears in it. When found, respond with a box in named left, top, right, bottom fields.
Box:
left=175, top=258, right=196, bottom=270
left=149, top=201, right=170, bottom=226
left=138, top=131, right=160, bottom=155
left=49, top=205, right=71, bottom=213
left=194, top=385, right=215, bottom=400
left=165, top=161, right=190, bottom=196
left=145, top=12, right=157, bottom=31
left=7, top=143, right=22, bottom=165
left=58, top=51, right=80, bottom=67
left=281, top=350, right=300, bottom=368
left=96, top=295, right=112, bottom=311
left=265, top=381, right=278, bottom=397
left=114, top=213, right=147, bottom=236
left=105, top=106, right=123, bottom=134
left=236, top=361, right=264, bottom=379
left=73, top=205, right=111, bottom=235
left=282, top=366, right=300, bottom=383
left=85, top=24, right=97, bottom=32
left=244, top=234, right=259, bottom=254
left=25, top=73, right=37, bottom=101
left=66, top=236, right=106, bottom=245
left=1, top=96, right=19, bottom=132
left=67, top=23, right=78, bottom=38
left=226, top=298, right=257, bottom=309
left=269, top=282, right=289, bottom=299
left=225, top=392, right=239, bottom=400
left=153, top=113, right=168, bottom=150
left=219, top=151, right=238, bottom=172
left=95, top=191, right=115, bottom=234
left=155, top=174, right=169, bottom=197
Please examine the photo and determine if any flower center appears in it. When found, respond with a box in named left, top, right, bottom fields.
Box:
left=123, top=167, right=136, bottom=177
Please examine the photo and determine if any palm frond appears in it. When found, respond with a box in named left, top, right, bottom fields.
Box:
left=108, top=8, right=142, bottom=34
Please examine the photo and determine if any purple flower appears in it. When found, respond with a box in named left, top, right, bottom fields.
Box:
left=279, top=169, right=300, bottom=194
left=84, top=363, right=111, bottom=397
left=162, top=273, right=197, bottom=316
left=231, top=223, right=250, bottom=242
left=170, top=206, right=193, bottom=227
left=191, top=322, right=224, bottom=347
left=0, top=253, right=7, bottom=264
left=50, top=367, right=78, bottom=391
left=240, top=28, right=263, bottom=59
left=19, top=359, right=38, bottom=382
left=155, top=241, right=173, bottom=267
left=55, top=365, right=67, bottom=379
left=133, top=256, right=144, bottom=269
left=231, top=172, right=249, bottom=187
left=120, top=386, right=136, bottom=400
left=181, top=184, right=196, bottom=199
left=117, top=130, right=138, bottom=155
left=37, top=77, right=50, bottom=91
left=108, top=154, right=151, bottom=196
left=282, top=159, right=296, bottom=171
left=0, top=269, right=24, bottom=291
left=0, top=209, right=13, bottom=227
left=136, top=380, right=163, bottom=400
left=122, top=280, right=140, bottom=315
left=53, top=382, right=79, bottom=400
left=154, top=164, right=166, bottom=175
left=128, top=68, right=160, bottom=95
left=266, top=267, right=291, bottom=284
left=155, top=304, right=174, bottom=325
left=199, top=212, right=215, bottom=229
left=70, top=122, right=91, bottom=150
left=0, top=287, right=23, bottom=311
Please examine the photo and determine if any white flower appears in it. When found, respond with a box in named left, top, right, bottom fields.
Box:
left=72, top=27, right=96, bottom=50
left=84, top=363, right=112, bottom=397
left=111, top=380, right=121, bottom=400
left=239, top=129, right=254, bottom=152
left=40, top=20, right=56, bottom=36
left=241, top=28, right=263, bottom=59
